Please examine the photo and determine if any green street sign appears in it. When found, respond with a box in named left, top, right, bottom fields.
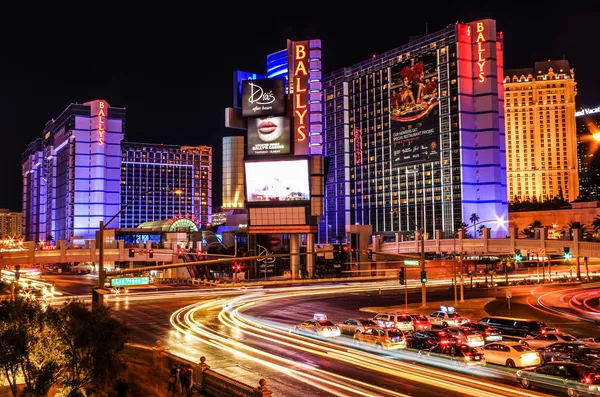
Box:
left=111, top=277, right=150, bottom=287
left=404, top=260, right=419, bottom=266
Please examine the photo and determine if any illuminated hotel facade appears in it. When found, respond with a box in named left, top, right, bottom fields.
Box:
left=0, top=209, right=23, bottom=236
left=23, top=100, right=213, bottom=242
left=503, top=61, right=579, bottom=202
left=576, top=105, right=600, bottom=201
left=320, top=20, right=508, bottom=242
left=22, top=100, right=125, bottom=242
left=119, top=143, right=212, bottom=229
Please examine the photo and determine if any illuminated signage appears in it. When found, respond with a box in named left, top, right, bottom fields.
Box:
left=247, top=116, right=291, bottom=156
left=354, top=127, right=362, bottom=165
left=474, top=22, right=487, bottom=83
left=97, top=100, right=106, bottom=145
left=111, top=277, right=150, bottom=287
left=292, top=41, right=309, bottom=155
left=241, top=78, right=285, bottom=117
left=168, top=213, right=201, bottom=226
left=575, top=106, right=600, bottom=117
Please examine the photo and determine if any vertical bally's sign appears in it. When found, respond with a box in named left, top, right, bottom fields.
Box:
left=97, top=100, right=107, bottom=145
left=467, top=21, right=490, bottom=84
left=291, top=41, right=309, bottom=155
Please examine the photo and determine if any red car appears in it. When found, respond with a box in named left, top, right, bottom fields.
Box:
left=410, top=314, right=432, bottom=330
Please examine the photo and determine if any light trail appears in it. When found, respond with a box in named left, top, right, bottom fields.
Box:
left=169, top=283, right=549, bottom=397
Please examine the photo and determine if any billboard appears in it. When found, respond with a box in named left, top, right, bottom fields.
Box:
left=241, top=78, right=286, bottom=117
left=247, top=116, right=291, bottom=156
left=245, top=159, right=310, bottom=202
left=290, top=40, right=310, bottom=155
left=390, top=52, right=440, bottom=167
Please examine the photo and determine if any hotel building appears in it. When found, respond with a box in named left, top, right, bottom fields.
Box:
left=320, top=19, right=508, bottom=242
left=22, top=100, right=125, bottom=242
left=0, top=209, right=23, bottom=236
left=23, top=100, right=213, bottom=242
left=119, top=142, right=212, bottom=229
left=503, top=61, right=579, bottom=202
left=221, top=136, right=245, bottom=210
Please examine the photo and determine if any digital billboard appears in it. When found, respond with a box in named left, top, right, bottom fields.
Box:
left=245, top=159, right=310, bottom=203
left=233, top=71, right=265, bottom=109
left=247, top=116, right=291, bottom=156
left=390, top=52, right=440, bottom=167
left=241, top=78, right=286, bottom=117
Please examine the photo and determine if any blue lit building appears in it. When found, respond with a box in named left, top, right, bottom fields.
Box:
left=22, top=100, right=125, bottom=242
left=319, top=20, right=508, bottom=242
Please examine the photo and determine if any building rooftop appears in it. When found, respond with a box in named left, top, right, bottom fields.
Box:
left=505, top=60, right=572, bottom=80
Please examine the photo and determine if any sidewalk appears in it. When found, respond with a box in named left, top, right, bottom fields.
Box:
left=359, top=297, right=494, bottom=321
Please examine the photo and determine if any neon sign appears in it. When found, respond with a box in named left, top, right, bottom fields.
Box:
left=97, top=100, right=106, bottom=145
left=168, top=213, right=201, bottom=226
left=475, top=22, right=486, bottom=83
left=575, top=106, right=600, bottom=117
left=293, top=41, right=309, bottom=155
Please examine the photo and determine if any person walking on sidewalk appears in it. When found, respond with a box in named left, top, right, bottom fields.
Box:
left=168, top=364, right=178, bottom=395
left=180, top=364, right=194, bottom=397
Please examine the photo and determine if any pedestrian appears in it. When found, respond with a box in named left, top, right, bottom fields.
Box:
left=152, top=339, right=166, bottom=369
left=180, top=364, right=193, bottom=397
left=115, top=377, right=128, bottom=397
left=176, top=364, right=183, bottom=393
left=185, top=364, right=194, bottom=397
left=168, top=364, right=178, bottom=395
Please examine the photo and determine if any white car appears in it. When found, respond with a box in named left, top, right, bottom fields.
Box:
left=293, top=320, right=341, bottom=337
left=520, top=332, right=580, bottom=349
left=443, top=327, right=485, bottom=347
left=481, top=342, right=541, bottom=368
left=373, top=313, right=415, bottom=332
left=428, top=311, right=469, bottom=328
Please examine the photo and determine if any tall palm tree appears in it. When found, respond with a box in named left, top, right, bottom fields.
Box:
left=521, top=219, right=543, bottom=238
left=567, top=221, right=586, bottom=234
left=470, top=213, right=480, bottom=238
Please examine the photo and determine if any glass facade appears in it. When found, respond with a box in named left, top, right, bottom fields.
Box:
left=319, top=20, right=507, bottom=243
left=222, top=136, right=245, bottom=209
left=119, top=143, right=212, bottom=229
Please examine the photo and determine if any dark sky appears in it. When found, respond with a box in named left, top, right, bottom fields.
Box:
left=1, top=2, right=597, bottom=211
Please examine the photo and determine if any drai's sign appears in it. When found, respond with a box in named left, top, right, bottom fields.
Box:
left=575, top=106, right=600, bottom=117
left=241, top=78, right=286, bottom=118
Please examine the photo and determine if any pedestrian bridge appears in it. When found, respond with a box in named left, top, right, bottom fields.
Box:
left=374, top=227, right=600, bottom=259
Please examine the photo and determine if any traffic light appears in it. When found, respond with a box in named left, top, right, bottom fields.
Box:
left=342, top=245, right=349, bottom=261
left=128, top=248, right=135, bottom=258
left=398, top=268, right=405, bottom=285
left=177, top=249, right=184, bottom=259
left=514, top=251, right=522, bottom=263
left=368, top=249, right=373, bottom=260
left=420, top=270, right=427, bottom=283
left=148, top=249, right=154, bottom=259
left=563, top=247, right=572, bottom=260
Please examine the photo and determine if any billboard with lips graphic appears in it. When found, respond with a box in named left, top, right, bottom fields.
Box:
left=246, top=116, right=291, bottom=156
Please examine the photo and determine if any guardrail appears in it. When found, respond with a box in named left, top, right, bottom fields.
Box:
left=123, top=343, right=273, bottom=397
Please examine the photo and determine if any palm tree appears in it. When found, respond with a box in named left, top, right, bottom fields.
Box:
left=470, top=213, right=480, bottom=238
left=592, top=216, right=600, bottom=240
left=567, top=221, right=586, bottom=235
left=478, top=224, right=486, bottom=237
left=521, top=219, right=543, bottom=238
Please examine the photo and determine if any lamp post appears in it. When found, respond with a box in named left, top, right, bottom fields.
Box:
left=94, top=188, right=183, bottom=305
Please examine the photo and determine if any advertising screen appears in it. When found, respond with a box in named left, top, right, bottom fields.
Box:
left=390, top=52, right=440, bottom=167
left=245, top=159, right=310, bottom=203
left=241, top=78, right=286, bottom=118
left=233, top=71, right=265, bottom=108
left=247, top=116, right=291, bottom=156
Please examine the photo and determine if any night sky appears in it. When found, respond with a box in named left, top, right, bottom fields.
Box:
left=1, top=3, right=597, bottom=212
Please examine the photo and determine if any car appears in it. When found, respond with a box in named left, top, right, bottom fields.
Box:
left=537, top=343, right=586, bottom=364
left=410, top=314, right=432, bottom=331
left=293, top=314, right=341, bottom=337
left=428, top=309, right=469, bottom=328
left=520, top=332, right=581, bottom=349
left=570, top=348, right=600, bottom=368
left=404, top=330, right=457, bottom=349
left=373, top=313, right=415, bottom=332
left=442, top=327, right=485, bottom=347
left=337, top=319, right=377, bottom=335
left=461, top=322, right=503, bottom=343
left=481, top=342, right=541, bottom=368
left=353, top=327, right=407, bottom=350
left=516, top=362, right=600, bottom=396
left=479, top=316, right=547, bottom=338
left=420, top=343, right=486, bottom=366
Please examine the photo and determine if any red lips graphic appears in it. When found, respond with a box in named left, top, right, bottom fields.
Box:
left=258, top=120, right=277, bottom=134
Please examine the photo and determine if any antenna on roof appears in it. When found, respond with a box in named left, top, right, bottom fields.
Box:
left=562, top=54, right=565, bottom=60
left=426, top=22, right=429, bottom=34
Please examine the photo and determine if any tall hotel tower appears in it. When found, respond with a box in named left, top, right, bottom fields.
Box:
left=320, top=20, right=507, bottom=242
left=504, top=61, right=579, bottom=202
left=22, top=100, right=125, bottom=242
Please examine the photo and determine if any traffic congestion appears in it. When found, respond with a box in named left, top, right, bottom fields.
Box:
left=292, top=307, right=600, bottom=396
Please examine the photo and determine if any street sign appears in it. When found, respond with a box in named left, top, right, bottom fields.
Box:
left=404, top=260, right=419, bottom=266
left=111, top=277, right=150, bottom=287
left=506, top=288, right=512, bottom=299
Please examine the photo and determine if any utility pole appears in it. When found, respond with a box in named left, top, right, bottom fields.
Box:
left=420, top=227, right=426, bottom=308
left=459, top=252, right=464, bottom=303
left=96, top=220, right=105, bottom=305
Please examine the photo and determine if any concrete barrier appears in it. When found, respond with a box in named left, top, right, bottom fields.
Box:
left=123, top=343, right=272, bottom=396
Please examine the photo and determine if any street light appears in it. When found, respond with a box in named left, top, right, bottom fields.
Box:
left=94, top=188, right=183, bottom=305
